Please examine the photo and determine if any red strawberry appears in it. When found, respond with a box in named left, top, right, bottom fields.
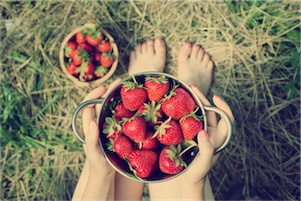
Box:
left=159, top=145, right=187, bottom=175
left=67, top=41, right=78, bottom=50
left=179, top=109, right=204, bottom=140
left=161, top=87, right=196, bottom=120
left=98, top=40, right=111, bottom=52
left=138, top=101, right=163, bottom=126
left=114, top=103, right=135, bottom=119
left=122, top=117, right=147, bottom=143
left=65, top=41, right=78, bottom=58
left=100, top=53, right=115, bottom=68
left=128, top=150, right=158, bottom=178
left=103, top=117, right=122, bottom=140
left=153, top=117, right=183, bottom=145
left=77, top=61, right=95, bottom=81
left=76, top=31, right=86, bottom=44
left=144, top=75, right=170, bottom=102
left=140, top=131, right=159, bottom=150
left=71, top=49, right=90, bottom=66
left=79, top=42, right=94, bottom=53
left=66, top=61, right=80, bottom=76
left=94, top=52, right=102, bottom=62
left=120, top=78, right=148, bottom=111
left=110, top=135, right=134, bottom=159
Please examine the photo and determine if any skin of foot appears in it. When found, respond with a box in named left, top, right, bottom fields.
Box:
left=177, top=42, right=214, bottom=95
left=128, top=38, right=166, bottom=75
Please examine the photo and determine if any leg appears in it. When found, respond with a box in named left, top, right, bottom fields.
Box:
left=148, top=42, right=215, bottom=200
left=178, top=42, right=215, bottom=200
left=115, top=38, right=166, bottom=201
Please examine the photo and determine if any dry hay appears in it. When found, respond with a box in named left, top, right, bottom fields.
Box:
left=1, top=1, right=300, bottom=200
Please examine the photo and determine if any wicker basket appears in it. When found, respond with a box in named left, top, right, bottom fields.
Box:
left=59, top=23, right=118, bottom=87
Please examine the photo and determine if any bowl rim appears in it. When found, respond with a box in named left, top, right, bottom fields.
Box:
left=59, top=23, right=119, bottom=87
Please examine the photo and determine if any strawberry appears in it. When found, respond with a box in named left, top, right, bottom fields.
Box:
left=153, top=117, right=183, bottom=145
left=94, top=65, right=108, bottom=78
left=128, top=150, right=158, bottom=178
left=67, top=41, right=78, bottom=50
left=76, top=31, right=86, bottom=44
left=71, top=49, right=89, bottom=66
left=120, top=78, right=148, bottom=111
left=103, top=117, right=122, bottom=140
left=159, top=145, right=187, bottom=175
left=76, top=61, right=95, bottom=81
left=144, top=75, right=170, bottom=102
left=109, top=135, right=134, bottom=159
left=65, top=41, right=78, bottom=58
left=94, top=52, right=102, bottom=62
left=66, top=61, right=79, bottom=76
left=98, top=40, right=111, bottom=52
left=122, top=117, right=147, bottom=143
left=179, top=109, right=204, bottom=140
left=140, top=131, right=159, bottom=150
left=79, top=42, right=94, bottom=53
left=138, top=101, right=163, bottom=126
left=161, top=87, right=196, bottom=120
left=100, top=53, right=115, bottom=68
left=114, top=103, right=135, bottom=119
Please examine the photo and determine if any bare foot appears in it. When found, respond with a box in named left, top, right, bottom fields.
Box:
left=177, top=42, right=214, bottom=95
left=128, top=38, right=166, bottom=75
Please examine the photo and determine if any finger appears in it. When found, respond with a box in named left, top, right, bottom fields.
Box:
left=213, top=95, right=235, bottom=123
left=82, top=85, right=107, bottom=135
left=191, top=85, right=218, bottom=127
left=211, top=95, right=235, bottom=149
left=97, top=77, right=123, bottom=113
left=195, top=130, right=214, bottom=170
left=102, top=77, right=123, bottom=98
left=84, top=120, right=104, bottom=162
left=83, top=85, right=107, bottom=102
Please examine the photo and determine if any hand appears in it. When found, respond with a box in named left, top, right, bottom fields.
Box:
left=183, top=85, right=235, bottom=184
left=148, top=86, right=235, bottom=200
left=81, top=78, right=123, bottom=176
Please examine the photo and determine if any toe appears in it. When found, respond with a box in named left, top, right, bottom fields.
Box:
left=201, top=53, right=210, bottom=66
left=197, top=48, right=205, bottom=62
left=207, top=60, right=214, bottom=70
left=146, top=39, right=154, bottom=54
left=135, top=44, right=142, bottom=55
left=191, top=44, right=200, bottom=59
left=154, top=38, right=166, bottom=54
left=178, top=42, right=191, bottom=61
left=141, top=42, right=147, bottom=53
left=130, top=50, right=136, bottom=61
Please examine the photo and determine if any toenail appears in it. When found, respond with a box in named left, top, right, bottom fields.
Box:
left=185, top=42, right=191, bottom=48
left=156, top=38, right=163, bottom=45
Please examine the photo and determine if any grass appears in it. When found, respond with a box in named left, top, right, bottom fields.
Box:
left=1, top=1, right=300, bottom=200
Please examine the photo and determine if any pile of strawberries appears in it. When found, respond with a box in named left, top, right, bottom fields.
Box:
left=102, top=75, right=204, bottom=180
left=64, top=26, right=115, bottom=82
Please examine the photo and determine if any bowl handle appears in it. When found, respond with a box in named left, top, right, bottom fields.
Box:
left=203, top=105, right=233, bottom=154
left=72, top=99, right=104, bottom=143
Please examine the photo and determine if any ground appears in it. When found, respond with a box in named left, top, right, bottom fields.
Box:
left=1, top=1, right=300, bottom=200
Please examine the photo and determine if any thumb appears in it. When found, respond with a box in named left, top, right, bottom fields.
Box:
left=84, top=120, right=104, bottom=161
left=196, top=129, right=214, bottom=169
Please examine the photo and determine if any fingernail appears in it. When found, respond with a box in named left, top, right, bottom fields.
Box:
left=191, top=84, right=197, bottom=88
left=199, top=129, right=209, bottom=140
